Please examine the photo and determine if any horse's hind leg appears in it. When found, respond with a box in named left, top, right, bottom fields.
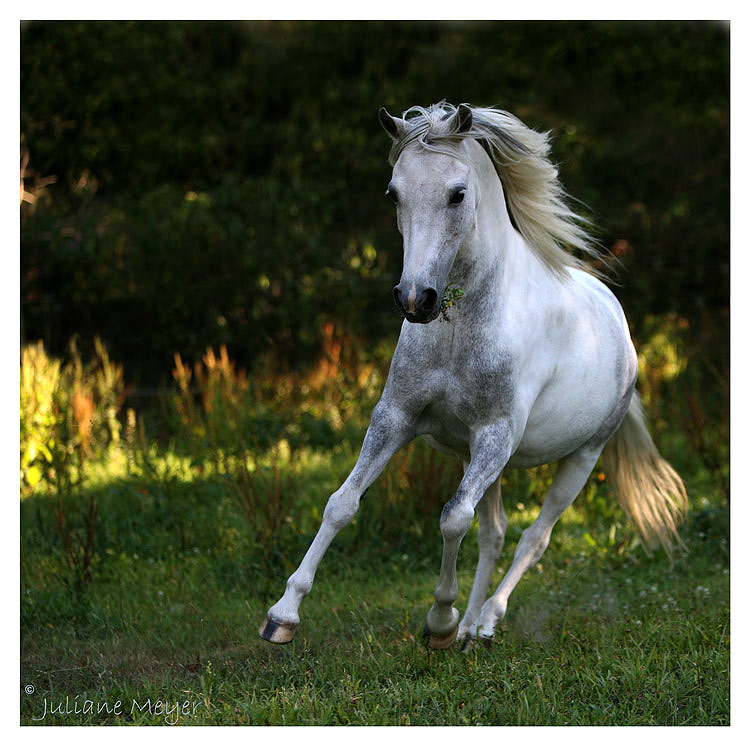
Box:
left=456, top=475, right=506, bottom=643
left=468, top=445, right=603, bottom=643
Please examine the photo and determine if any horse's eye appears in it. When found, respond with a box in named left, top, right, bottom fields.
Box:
left=385, top=186, right=399, bottom=205
left=449, top=188, right=466, bottom=205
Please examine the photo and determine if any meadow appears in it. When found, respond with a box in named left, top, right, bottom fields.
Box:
left=19, top=321, right=729, bottom=726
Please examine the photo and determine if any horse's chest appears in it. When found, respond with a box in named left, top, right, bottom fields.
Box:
left=442, top=347, right=515, bottom=420
left=415, top=351, right=515, bottom=450
left=417, top=391, right=471, bottom=460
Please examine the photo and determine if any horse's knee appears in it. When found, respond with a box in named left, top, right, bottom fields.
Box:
left=322, top=488, right=360, bottom=530
left=440, top=499, right=474, bottom=541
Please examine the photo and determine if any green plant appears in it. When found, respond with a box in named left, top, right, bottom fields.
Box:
left=20, top=341, right=62, bottom=492
left=53, top=491, right=99, bottom=589
left=368, top=439, right=464, bottom=543
left=20, top=337, right=126, bottom=496
left=170, top=345, right=286, bottom=468
left=440, top=284, right=465, bottom=322
left=20, top=337, right=126, bottom=593
left=224, top=448, right=296, bottom=551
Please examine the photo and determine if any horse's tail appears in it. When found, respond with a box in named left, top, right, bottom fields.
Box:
left=602, top=391, right=688, bottom=556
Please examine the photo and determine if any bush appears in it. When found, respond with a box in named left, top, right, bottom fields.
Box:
left=20, top=341, right=62, bottom=492
left=21, top=21, right=728, bottom=385
left=20, top=338, right=126, bottom=496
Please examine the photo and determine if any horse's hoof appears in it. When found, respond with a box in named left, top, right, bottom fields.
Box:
left=426, top=625, right=459, bottom=650
left=458, top=636, right=474, bottom=654
left=258, top=616, right=297, bottom=644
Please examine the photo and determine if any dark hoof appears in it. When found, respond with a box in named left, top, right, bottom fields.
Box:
left=425, top=625, right=459, bottom=650
left=258, top=616, right=297, bottom=644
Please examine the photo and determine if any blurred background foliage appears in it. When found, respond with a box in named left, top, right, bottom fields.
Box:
left=21, top=20, right=728, bottom=386
left=20, top=20, right=728, bottom=539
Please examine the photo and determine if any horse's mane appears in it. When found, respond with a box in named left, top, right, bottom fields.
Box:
left=386, top=102, right=605, bottom=279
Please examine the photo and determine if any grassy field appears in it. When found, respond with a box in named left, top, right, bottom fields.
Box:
left=19, top=330, right=729, bottom=726
left=20, top=445, right=729, bottom=726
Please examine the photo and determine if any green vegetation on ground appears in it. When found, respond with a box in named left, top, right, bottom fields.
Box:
left=20, top=326, right=728, bottom=726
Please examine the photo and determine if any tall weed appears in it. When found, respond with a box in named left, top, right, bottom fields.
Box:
left=20, top=337, right=125, bottom=589
left=170, top=346, right=300, bottom=548
left=366, top=440, right=463, bottom=543
left=166, top=336, right=384, bottom=548
left=20, top=337, right=126, bottom=495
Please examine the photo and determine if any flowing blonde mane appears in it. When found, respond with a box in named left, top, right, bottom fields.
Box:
left=386, top=102, right=604, bottom=278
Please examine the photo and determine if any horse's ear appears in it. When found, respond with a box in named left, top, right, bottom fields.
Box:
left=379, top=107, right=406, bottom=140
left=452, top=103, right=474, bottom=134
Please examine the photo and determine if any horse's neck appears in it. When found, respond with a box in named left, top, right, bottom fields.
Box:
left=451, top=165, right=539, bottom=311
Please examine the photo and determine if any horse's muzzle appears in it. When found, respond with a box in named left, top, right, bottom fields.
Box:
left=393, top=283, right=440, bottom=324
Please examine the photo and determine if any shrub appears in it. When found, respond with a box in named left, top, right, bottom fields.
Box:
left=20, top=337, right=126, bottom=496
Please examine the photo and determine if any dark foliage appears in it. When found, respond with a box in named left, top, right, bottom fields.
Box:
left=21, top=21, right=729, bottom=385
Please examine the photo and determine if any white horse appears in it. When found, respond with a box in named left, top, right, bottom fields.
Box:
left=259, top=103, right=687, bottom=648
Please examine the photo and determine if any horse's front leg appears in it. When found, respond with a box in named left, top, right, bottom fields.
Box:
left=259, top=400, right=414, bottom=644
left=425, top=422, right=512, bottom=648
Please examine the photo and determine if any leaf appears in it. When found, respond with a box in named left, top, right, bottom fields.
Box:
left=25, top=465, right=43, bottom=488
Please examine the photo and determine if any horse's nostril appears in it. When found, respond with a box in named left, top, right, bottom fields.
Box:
left=392, top=286, right=403, bottom=309
left=419, top=287, right=439, bottom=313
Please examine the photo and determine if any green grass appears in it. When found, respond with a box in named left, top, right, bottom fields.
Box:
left=20, top=448, right=729, bottom=726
